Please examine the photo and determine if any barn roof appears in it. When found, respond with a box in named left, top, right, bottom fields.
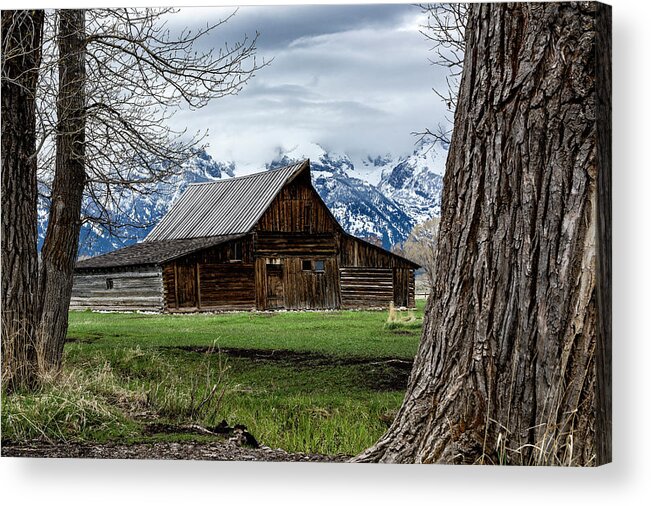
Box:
left=144, top=160, right=308, bottom=242
left=75, top=234, right=245, bottom=270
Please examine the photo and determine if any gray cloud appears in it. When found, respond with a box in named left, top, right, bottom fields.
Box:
left=168, top=4, right=453, bottom=170
left=171, top=4, right=417, bottom=50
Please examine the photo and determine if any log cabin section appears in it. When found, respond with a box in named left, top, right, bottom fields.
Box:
left=72, top=160, right=419, bottom=312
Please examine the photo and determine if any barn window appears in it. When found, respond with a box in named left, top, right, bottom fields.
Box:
left=231, top=241, right=242, bottom=262
left=302, top=259, right=312, bottom=271
left=106, top=278, right=114, bottom=290
left=314, top=260, right=325, bottom=272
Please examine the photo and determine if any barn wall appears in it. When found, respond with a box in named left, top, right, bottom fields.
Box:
left=71, top=266, right=164, bottom=311
left=255, top=256, right=340, bottom=310
left=340, top=234, right=399, bottom=268
left=393, top=268, right=416, bottom=308
left=339, top=235, right=416, bottom=308
left=199, top=264, right=255, bottom=310
left=256, top=171, right=339, bottom=234
left=340, top=268, right=393, bottom=308
left=407, top=270, right=416, bottom=308
left=255, top=232, right=337, bottom=257
left=162, top=236, right=256, bottom=312
left=285, top=256, right=340, bottom=309
left=253, top=173, right=342, bottom=309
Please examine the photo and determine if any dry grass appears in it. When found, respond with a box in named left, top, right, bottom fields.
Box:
left=385, top=302, right=418, bottom=329
left=2, top=359, right=146, bottom=443
left=486, top=425, right=587, bottom=466
left=1, top=318, right=38, bottom=392
left=144, top=343, right=232, bottom=424
left=478, top=407, right=594, bottom=466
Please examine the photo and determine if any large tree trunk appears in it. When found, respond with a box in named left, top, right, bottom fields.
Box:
left=354, top=2, right=611, bottom=466
left=37, top=9, right=86, bottom=371
left=1, top=10, right=44, bottom=391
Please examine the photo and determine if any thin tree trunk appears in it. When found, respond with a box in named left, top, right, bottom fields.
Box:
left=37, top=9, right=86, bottom=371
left=1, top=10, right=44, bottom=391
left=354, top=2, right=611, bottom=466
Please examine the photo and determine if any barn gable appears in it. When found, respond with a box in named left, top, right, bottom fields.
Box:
left=73, top=159, right=419, bottom=312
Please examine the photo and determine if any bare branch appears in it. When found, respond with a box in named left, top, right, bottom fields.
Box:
left=416, top=3, right=467, bottom=144
left=35, top=8, right=265, bottom=245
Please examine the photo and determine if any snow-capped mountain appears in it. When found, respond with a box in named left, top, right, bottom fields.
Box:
left=377, top=140, right=447, bottom=223
left=38, top=141, right=446, bottom=257
left=268, top=140, right=447, bottom=242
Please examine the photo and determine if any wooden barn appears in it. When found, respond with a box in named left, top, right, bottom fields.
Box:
left=72, top=160, right=419, bottom=312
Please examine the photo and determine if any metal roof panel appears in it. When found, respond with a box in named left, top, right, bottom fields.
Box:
left=144, top=161, right=307, bottom=241
left=75, top=235, right=246, bottom=270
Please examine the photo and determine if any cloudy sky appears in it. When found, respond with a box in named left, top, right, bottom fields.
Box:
left=165, top=4, right=451, bottom=172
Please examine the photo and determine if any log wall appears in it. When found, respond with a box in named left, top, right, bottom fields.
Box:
left=339, top=235, right=416, bottom=308
left=340, top=234, right=400, bottom=269
left=255, top=232, right=337, bottom=257
left=162, top=236, right=256, bottom=312
left=71, top=266, right=164, bottom=311
left=199, top=264, right=255, bottom=310
left=393, top=268, right=416, bottom=308
left=340, top=268, right=393, bottom=308
left=407, top=270, right=416, bottom=308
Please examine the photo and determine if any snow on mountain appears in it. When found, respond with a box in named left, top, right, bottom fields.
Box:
left=349, top=153, right=397, bottom=186
left=377, top=140, right=447, bottom=223
left=314, top=170, right=414, bottom=248
left=269, top=140, right=447, bottom=236
left=38, top=141, right=446, bottom=257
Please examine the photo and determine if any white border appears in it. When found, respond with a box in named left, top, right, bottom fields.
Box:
left=2, top=1, right=649, bottom=504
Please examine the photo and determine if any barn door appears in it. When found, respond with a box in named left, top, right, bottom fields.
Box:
left=176, top=262, right=198, bottom=309
left=266, top=263, right=285, bottom=309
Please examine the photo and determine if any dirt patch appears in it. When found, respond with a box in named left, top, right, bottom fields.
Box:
left=143, top=421, right=260, bottom=448
left=1, top=440, right=350, bottom=462
left=360, top=361, right=412, bottom=391
left=171, top=345, right=412, bottom=369
left=169, top=346, right=414, bottom=391
left=65, top=334, right=103, bottom=344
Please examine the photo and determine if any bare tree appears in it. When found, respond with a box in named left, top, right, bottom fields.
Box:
left=36, top=9, right=263, bottom=237
left=413, top=3, right=466, bottom=146
left=394, top=216, right=439, bottom=292
left=32, top=8, right=264, bottom=373
left=354, top=2, right=611, bottom=466
left=1, top=10, right=45, bottom=390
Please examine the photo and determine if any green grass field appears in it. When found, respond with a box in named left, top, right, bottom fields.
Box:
left=2, top=302, right=424, bottom=456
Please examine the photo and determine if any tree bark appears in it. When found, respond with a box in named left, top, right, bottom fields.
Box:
left=1, top=10, right=44, bottom=391
left=353, top=2, right=611, bottom=466
left=37, top=9, right=87, bottom=371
